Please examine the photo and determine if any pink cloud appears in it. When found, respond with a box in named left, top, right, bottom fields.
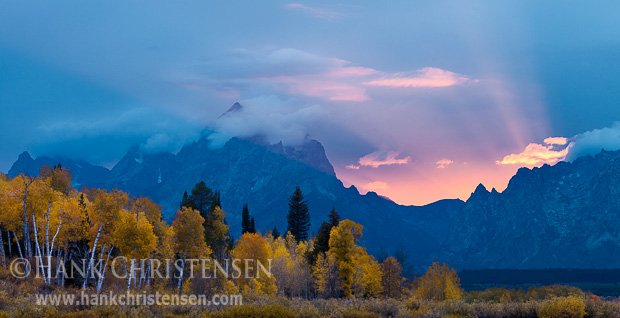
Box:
left=364, top=67, right=476, bottom=88
left=264, top=75, right=370, bottom=101
left=284, top=3, right=341, bottom=21
left=345, top=164, right=360, bottom=170
left=496, top=137, right=571, bottom=165
left=436, top=158, right=455, bottom=168
left=325, top=65, right=379, bottom=77
left=364, top=181, right=389, bottom=191
left=190, top=48, right=477, bottom=102
left=356, top=150, right=410, bottom=168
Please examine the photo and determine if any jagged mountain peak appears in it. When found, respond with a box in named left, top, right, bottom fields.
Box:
left=18, top=151, right=34, bottom=161
left=219, top=102, right=244, bottom=118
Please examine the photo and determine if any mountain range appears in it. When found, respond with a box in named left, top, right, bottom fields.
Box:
left=8, top=132, right=462, bottom=272
left=7, top=104, right=620, bottom=270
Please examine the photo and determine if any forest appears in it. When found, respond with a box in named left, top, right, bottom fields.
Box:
left=0, top=165, right=618, bottom=318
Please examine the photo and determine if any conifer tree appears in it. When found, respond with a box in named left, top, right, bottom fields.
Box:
left=272, top=226, right=280, bottom=239
left=180, top=190, right=190, bottom=210
left=310, top=208, right=340, bottom=264
left=241, top=203, right=251, bottom=234
left=250, top=217, right=256, bottom=234
left=328, top=208, right=341, bottom=227
left=210, top=190, right=221, bottom=213
left=189, top=181, right=213, bottom=217
left=287, top=186, right=310, bottom=242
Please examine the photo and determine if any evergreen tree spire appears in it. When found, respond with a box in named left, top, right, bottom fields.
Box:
left=286, top=186, right=310, bottom=242
left=328, top=208, right=340, bottom=227
left=241, top=203, right=251, bottom=234
left=180, top=190, right=190, bottom=209
left=209, top=190, right=222, bottom=213
left=310, top=208, right=341, bottom=265
left=272, top=226, right=280, bottom=239
left=250, top=217, right=256, bottom=234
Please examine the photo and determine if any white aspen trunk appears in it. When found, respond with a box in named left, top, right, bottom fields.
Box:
left=97, top=244, right=105, bottom=287
left=55, top=245, right=62, bottom=285
left=127, top=258, right=135, bottom=291
left=83, top=225, right=102, bottom=289
left=7, top=230, right=11, bottom=258
left=22, top=184, right=31, bottom=259
left=96, top=243, right=115, bottom=294
left=61, top=245, right=69, bottom=287
left=45, top=206, right=50, bottom=258
left=177, top=250, right=186, bottom=291
left=145, top=257, right=151, bottom=288
left=50, top=220, right=62, bottom=257
left=32, top=213, right=48, bottom=284
left=0, top=228, right=5, bottom=268
left=13, top=231, right=23, bottom=258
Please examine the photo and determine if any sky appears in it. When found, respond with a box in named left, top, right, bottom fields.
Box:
left=1, top=1, right=620, bottom=205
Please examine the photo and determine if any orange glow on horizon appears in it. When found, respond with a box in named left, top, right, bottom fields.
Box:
left=336, top=162, right=522, bottom=206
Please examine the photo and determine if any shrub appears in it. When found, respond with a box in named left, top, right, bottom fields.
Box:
left=341, top=309, right=380, bottom=318
left=584, top=299, right=620, bottom=318
left=414, top=263, right=462, bottom=301
left=539, top=296, right=586, bottom=318
left=209, top=304, right=296, bottom=318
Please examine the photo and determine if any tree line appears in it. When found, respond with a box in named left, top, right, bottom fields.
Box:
left=0, top=165, right=462, bottom=300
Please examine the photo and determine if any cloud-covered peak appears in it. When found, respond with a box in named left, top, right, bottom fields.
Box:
left=565, top=123, right=620, bottom=161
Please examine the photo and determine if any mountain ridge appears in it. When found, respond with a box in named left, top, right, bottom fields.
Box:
left=8, top=135, right=462, bottom=271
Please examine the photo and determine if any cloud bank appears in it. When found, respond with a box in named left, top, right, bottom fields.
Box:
left=565, top=123, right=620, bottom=161
left=181, top=48, right=476, bottom=103
left=31, top=108, right=203, bottom=165
left=365, top=67, right=477, bottom=88
left=497, top=123, right=620, bottom=166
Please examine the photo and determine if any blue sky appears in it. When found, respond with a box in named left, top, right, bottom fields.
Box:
left=1, top=1, right=620, bottom=204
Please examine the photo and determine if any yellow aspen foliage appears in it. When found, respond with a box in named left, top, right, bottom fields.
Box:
left=351, top=246, right=382, bottom=298
left=50, top=192, right=88, bottom=249
left=172, top=207, right=210, bottom=258
left=0, top=176, right=22, bottom=234
left=153, top=221, right=175, bottom=261
left=128, top=196, right=163, bottom=229
left=414, top=262, right=462, bottom=301
left=380, top=256, right=403, bottom=299
left=85, top=188, right=130, bottom=246
left=313, top=252, right=340, bottom=298
left=271, top=236, right=292, bottom=295
left=114, top=210, right=157, bottom=260
left=328, top=219, right=363, bottom=297
left=233, top=232, right=276, bottom=295
left=539, top=296, right=586, bottom=318
left=40, top=165, right=73, bottom=195
left=222, top=279, right=240, bottom=295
